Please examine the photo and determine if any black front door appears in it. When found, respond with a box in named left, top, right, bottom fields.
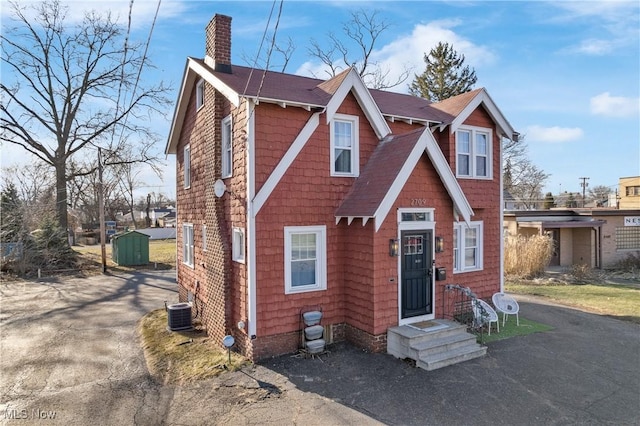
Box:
left=401, top=230, right=433, bottom=319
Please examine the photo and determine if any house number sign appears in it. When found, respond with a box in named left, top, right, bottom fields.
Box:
left=411, top=198, right=427, bottom=206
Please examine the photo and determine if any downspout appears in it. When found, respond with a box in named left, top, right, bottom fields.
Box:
left=595, top=226, right=602, bottom=269
left=246, top=99, right=257, bottom=339
left=499, top=136, right=505, bottom=293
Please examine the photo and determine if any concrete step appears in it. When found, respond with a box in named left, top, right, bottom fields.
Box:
left=388, top=320, right=487, bottom=371
left=387, top=321, right=470, bottom=359
left=416, top=344, right=487, bottom=371
left=409, top=332, right=478, bottom=359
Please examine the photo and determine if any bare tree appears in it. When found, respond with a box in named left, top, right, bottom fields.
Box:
left=308, top=9, right=410, bottom=90
left=1, top=0, right=170, bottom=233
left=588, top=184, right=613, bottom=206
left=240, top=32, right=296, bottom=73
left=503, top=135, right=549, bottom=209
left=115, top=157, right=143, bottom=229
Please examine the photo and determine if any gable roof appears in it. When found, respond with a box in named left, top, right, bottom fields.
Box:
left=166, top=58, right=517, bottom=155
left=336, top=127, right=473, bottom=231
left=251, top=67, right=390, bottom=216
left=166, top=60, right=484, bottom=154
left=431, top=88, right=517, bottom=140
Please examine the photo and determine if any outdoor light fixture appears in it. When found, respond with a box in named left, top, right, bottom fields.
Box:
left=222, top=335, right=235, bottom=368
left=389, top=239, right=399, bottom=257
left=435, top=236, right=444, bottom=253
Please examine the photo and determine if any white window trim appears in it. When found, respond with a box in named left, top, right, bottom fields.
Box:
left=222, top=115, right=233, bottom=179
left=284, top=225, right=327, bottom=294
left=232, top=227, right=245, bottom=263
left=453, top=221, right=483, bottom=273
left=330, top=113, right=359, bottom=177
left=184, top=145, right=191, bottom=189
left=456, top=125, right=492, bottom=179
left=182, top=223, right=194, bottom=268
left=397, top=207, right=435, bottom=227
left=196, top=79, right=204, bottom=110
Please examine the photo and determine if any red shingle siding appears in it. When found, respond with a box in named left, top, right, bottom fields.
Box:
left=254, top=105, right=312, bottom=193
left=175, top=78, right=253, bottom=352
left=176, top=84, right=207, bottom=305
left=174, top=58, right=504, bottom=358
left=449, top=105, right=501, bottom=300
left=377, top=154, right=456, bottom=331
left=253, top=92, right=385, bottom=341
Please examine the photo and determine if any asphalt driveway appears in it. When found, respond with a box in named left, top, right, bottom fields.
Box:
left=1, top=271, right=638, bottom=425
left=0, top=271, right=375, bottom=425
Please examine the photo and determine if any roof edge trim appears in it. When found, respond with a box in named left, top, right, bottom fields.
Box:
left=450, top=89, right=516, bottom=140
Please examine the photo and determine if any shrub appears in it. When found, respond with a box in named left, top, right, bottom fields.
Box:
left=614, top=251, right=640, bottom=273
left=504, top=234, right=553, bottom=279
left=31, top=215, right=76, bottom=270
left=569, top=263, right=594, bottom=284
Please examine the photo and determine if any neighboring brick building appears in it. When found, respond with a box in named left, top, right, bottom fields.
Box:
left=504, top=208, right=640, bottom=269
left=619, top=176, right=640, bottom=209
left=165, top=14, right=517, bottom=360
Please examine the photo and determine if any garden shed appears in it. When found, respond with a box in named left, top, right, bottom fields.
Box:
left=111, top=231, right=150, bottom=266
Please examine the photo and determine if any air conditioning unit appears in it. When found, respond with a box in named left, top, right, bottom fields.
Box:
left=167, top=303, right=193, bottom=331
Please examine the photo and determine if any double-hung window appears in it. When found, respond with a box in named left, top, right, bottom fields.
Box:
left=222, top=115, right=232, bottom=178
left=453, top=221, right=483, bottom=273
left=284, top=226, right=327, bottom=294
left=182, top=223, right=194, bottom=267
left=196, top=79, right=204, bottom=110
left=184, top=145, right=191, bottom=189
left=456, top=126, right=491, bottom=179
left=330, top=114, right=359, bottom=177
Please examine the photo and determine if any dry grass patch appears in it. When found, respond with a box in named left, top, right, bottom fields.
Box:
left=138, top=309, right=248, bottom=384
left=504, top=234, right=553, bottom=279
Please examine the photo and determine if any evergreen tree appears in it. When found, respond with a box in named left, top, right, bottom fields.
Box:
left=32, top=215, right=76, bottom=268
left=543, top=192, right=555, bottom=209
left=1, top=183, right=25, bottom=242
left=409, top=42, right=477, bottom=101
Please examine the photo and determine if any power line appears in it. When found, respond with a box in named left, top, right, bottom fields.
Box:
left=255, top=0, right=284, bottom=101
left=117, top=0, right=162, bottom=144
left=241, top=0, right=277, bottom=98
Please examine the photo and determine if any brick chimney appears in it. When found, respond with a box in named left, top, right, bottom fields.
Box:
left=204, top=14, right=232, bottom=73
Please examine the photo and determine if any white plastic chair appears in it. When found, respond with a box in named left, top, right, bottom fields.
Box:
left=492, top=292, right=520, bottom=327
left=471, top=299, right=499, bottom=335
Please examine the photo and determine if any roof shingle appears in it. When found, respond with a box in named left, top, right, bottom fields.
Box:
left=191, top=58, right=458, bottom=124
left=336, top=127, right=427, bottom=218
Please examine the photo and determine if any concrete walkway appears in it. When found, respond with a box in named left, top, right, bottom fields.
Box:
left=1, top=271, right=638, bottom=425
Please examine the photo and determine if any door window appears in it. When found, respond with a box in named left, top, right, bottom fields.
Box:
left=404, top=235, right=424, bottom=255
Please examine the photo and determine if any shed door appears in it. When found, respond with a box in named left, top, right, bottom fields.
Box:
left=401, top=231, right=433, bottom=318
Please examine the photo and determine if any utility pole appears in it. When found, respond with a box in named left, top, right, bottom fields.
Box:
left=579, top=177, right=590, bottom=208
left=98, top=148, right=107, bottom=273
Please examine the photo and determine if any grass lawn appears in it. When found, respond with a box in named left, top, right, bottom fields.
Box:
left=478, top=316, right=554, bottom=344
left=506, top=281, right=640, bottom=324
